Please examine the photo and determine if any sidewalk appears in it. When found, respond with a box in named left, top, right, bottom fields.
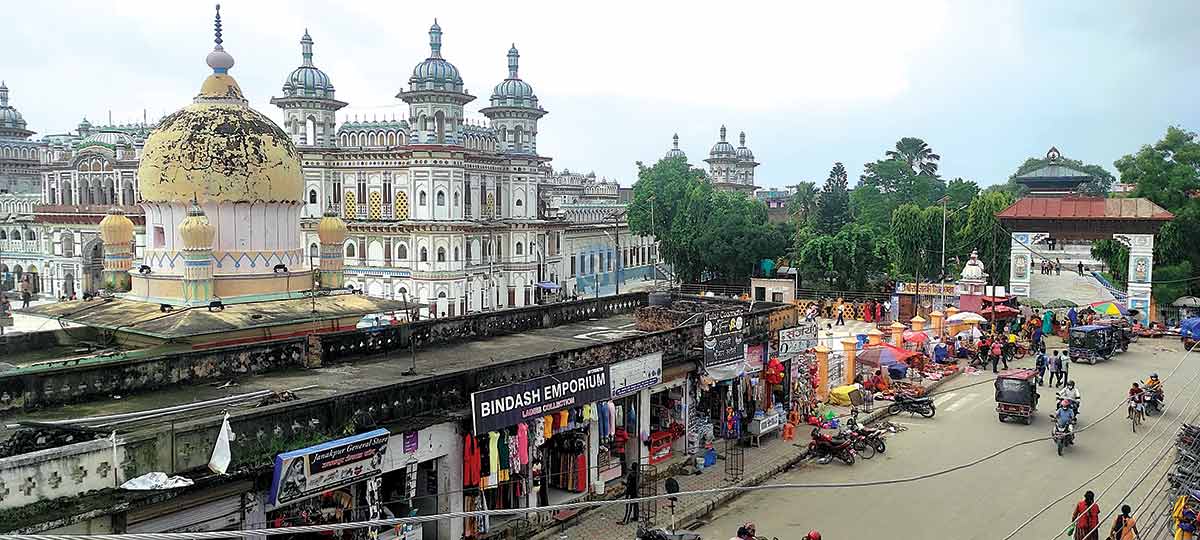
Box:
left=535, top=369, right=961, bottom=540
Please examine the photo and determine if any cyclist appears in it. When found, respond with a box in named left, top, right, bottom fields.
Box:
left=1128, top=382, right=1145, bottom=419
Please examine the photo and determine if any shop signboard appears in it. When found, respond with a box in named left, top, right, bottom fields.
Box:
left=745, top=344, right=765, bottom=373
left=471, top=365, right=610, bottom=433
left=703, top=308, right=745, bottom=368
left=267, top=428, right=390, bottom=508
left=895, top=282, right=958, bottom=297
left=778, top=323, right=817, bottom=356
left=610, top=352, right=663, bottom=398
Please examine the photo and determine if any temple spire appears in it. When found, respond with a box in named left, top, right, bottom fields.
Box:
left=429, top=19, right=443, bottom=58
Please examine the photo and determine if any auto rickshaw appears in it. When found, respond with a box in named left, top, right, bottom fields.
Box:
left=1068, top=324, right=1119, bottom=364
left=995, top=369, right=1040, bottom=424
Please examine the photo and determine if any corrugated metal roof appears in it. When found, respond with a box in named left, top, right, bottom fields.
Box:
left=997, top=197, right=1174, bottom=221
left=1014, top=163, right=1093, bottom=180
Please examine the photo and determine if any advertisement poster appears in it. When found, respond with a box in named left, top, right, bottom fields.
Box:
left=610, top=353, right=663, bottom=398
left=778, top=323, right=817, bottom=356
left=471, top=365, right=610, bottom=433
left=703, top=309, right=746, bottom=368
left=268, top=428, right=390, bottom=508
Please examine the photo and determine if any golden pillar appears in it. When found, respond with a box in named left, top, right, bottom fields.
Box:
left=841, top=338, right=858, bottom=386
left=814, top=345, right=830, bottom=402
left=889, top=321, right=906, bottom=347
left=910, top=315, right=926, bottom=332
left=867, top=327, right=884, bottom=346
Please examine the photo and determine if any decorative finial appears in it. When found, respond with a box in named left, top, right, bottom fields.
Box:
left=719, top=125, right=727, bottom=141
left=214, top=4, right=223, bottom=47
left=1047, top=146, right=1061, bottom=162
left=205, top=4, right=235, bottom=74
left=301, top=29, right=314, bottom=66
left=672, top=133, right=679, bottom=149
left=507, top=44, right=520, bottom=78
left=739, top=131, right=746, bottom=146
left=429, top=19, right=443, bottom=58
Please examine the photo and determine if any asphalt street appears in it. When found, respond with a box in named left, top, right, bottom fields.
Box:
left=694, top=337, right=1199, bottom=540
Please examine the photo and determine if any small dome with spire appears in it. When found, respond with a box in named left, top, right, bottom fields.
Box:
left=960, top=250, right=988, bottom=281
left=281, top=30, right=336, bottom=98
left=665, top=133, right=686, bottom=160
left=490, top=44, right=539, bottom=108
left=709, top=125, right=736, bottom=158
left=735, top=131, right=755, bottom=161
left=0, top=81, right=33, bottom=138
left=317, top=203, right=349, bottom=245
left=179, top=201, right=215, bottom=250
left=99, top=208, right=135, bottom=247
left=409, top=20, right=465, bottom=92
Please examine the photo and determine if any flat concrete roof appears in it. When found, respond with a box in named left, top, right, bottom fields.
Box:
left=20, top=293, right=414, bottom=340
left=3, top=312, right=643, bottom=426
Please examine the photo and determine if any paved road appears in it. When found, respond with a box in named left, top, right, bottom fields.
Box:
left=1029, top=270, right=1116, bottom=306
left=695, top=337, right=1199, bottom=540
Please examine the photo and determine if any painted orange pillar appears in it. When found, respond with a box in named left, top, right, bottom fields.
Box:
left=890, top=321, right=906, bottom=347
left=910, top=315, right=926, bottom=332
left=945, top=306, right=961, bottom=337
left=814, top=345, right=831, bottom=402
left=929, top=310, right=944, bottom=338
left=867, top=327, right=884, bottom=346
left=841, top=338, right=858, bottom=386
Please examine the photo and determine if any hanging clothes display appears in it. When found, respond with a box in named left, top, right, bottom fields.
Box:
left=547, top=429, right=588, bottom=493
left=463, top=433, right=481, bottom=487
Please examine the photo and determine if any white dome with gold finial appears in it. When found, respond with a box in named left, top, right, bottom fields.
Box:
left=137, top=5, right=302, bottom=204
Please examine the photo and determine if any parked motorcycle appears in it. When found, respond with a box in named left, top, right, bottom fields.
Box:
left=1052, top=424, right=1075, bottom=456
left=843, top=410, right=887, bottom=456
left=888, top=393, right=936, bottom=418
left=805, top=429, right=856, bottom=465
left=636, top=528, right=701, bottom=540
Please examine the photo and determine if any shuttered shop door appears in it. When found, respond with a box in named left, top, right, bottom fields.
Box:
left=126, top=484, right=252, bottom=533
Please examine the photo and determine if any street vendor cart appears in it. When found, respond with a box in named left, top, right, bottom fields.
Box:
left=1069, top=324, right=1119, bottom=364
left=995, top=369, right=1040, bottom=425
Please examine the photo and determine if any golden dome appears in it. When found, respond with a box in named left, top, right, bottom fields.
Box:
left=317, top=205, right=348, bottom=244
left=136, top=11, right=302, bottom=205
left=179, top=202, right=215, bottom=250
left=98, top=208, right=135, bottom=246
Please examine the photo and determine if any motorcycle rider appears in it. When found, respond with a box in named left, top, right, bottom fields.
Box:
left=1144, top=373, right=1164, bottom=406
left=1128, top=382, right=1145, bottom=418
left=1055, top=399, right=1076, bottom=433
left=806, top=531, right=822, bottom=540
left=1057, top=380, right=1081, bottom=416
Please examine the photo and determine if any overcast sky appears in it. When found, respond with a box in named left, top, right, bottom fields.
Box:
left=4, top=1, right=1198, bottom=188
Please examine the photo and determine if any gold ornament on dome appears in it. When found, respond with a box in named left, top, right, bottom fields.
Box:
left=394, top=191, right=410, bottom=220
left=369, top=191, right=382, bottom=220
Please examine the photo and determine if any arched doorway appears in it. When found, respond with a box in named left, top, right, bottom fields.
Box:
left=436, top=291, right=448, bottom=318
left=82, top=238, right=103, bottom=293
left=0, top=263, right=10, bottom=291
left=63, top=272, right=76, bottom=299
left=24, top=265, right=40, bottom=295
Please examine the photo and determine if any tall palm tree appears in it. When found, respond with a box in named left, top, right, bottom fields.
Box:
left=787, top=181, right=818, bottom=224
left=886, top=137, right=941, bottom=176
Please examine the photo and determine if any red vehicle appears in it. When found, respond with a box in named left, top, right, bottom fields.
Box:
left=995, top=369, right=1041, bottom=425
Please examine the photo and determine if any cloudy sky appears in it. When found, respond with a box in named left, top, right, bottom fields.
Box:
left=4, top=1, right=1198, bottom=188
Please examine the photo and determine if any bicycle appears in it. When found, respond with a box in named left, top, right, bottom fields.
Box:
left=1129, top=397, right=1145, bottom=433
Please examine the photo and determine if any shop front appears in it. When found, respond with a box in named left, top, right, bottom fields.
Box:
left=646, top=360, right=690, bottom=467
left=264, top=429, right=390, bottom=540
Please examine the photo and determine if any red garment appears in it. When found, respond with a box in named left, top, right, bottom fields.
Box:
left=1074, top=500, right=1100, bottom=531
left=875, top=304, right=882, bottom=321
left=574, top=454, right=587, bottom=492
left=765, top=357, right=785, bottom=385
left=463, top=434, right=481, bottom=487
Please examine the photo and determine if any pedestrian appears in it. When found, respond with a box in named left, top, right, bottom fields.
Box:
left=1043, top=309, right=1054, bottom=337
left=1109, top=504, right=1138, bottom=540
left=1032, top=324, right=1043, bottom=351
left=619, top=467, right=639, bottom=524
left=874, top=301, right=883, bottom=323
left=1035, top=346, right=1048, bottom=386
left=20, top=289, right=30, bottom=309
left=990, top=339, right=1003, bottom=373
left=883, top=299, right=892, bottom=322
left=1071, top=490, right=1100, bottom=540
left=1078, top=261, right=1085, bottom=275
left=1002, top=332, right=1015, bottom=370
left=1050, top=350, right=1064, bottom=387
left=1056, top=258, right=1062, bottom=275
left=835, top=300, right=845, bottom=326
left=1068, top=307, right=1079, bottom=327
left=1060, top=350, right=1070, bottom=386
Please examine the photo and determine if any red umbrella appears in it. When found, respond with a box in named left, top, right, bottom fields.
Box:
left=979, top=305, right=1021, bottom=319
left=857, top=343, right=920, bottom=368
left=903, top=330, right=929, bottom=344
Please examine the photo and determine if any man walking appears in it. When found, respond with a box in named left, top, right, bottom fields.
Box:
left=1078, top=261, right=1085, bottom=275
left=1071, top=490, right=1100, bottom=540
left=1050, top=350, right=1064, bottom=387
left=989, top=339, right=1003, bottom=373
left=619, top=467, right=639, bottom=524
left=1035, top=346, right=1048, bottom=386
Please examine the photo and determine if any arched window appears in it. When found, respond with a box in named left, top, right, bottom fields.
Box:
left=305, top=116, right=317, bottom=145
left=419, top=191, right=427, bottom=206
left=515, top=243, right=524, bottom=256
left=528, top=242, right=535, bottom=257
left=453, top=191, right=460, bottom=208
left=345, top=242, right=356, bottom=258
left=309, top=189, right=318, bottom=204
left=26, top=230, right=35, bottom=241
left=309, top=243, right=318, bottom=258
left=398, top=243, right=408, bottom=260
left=420, top=247, right=428, bottom=262
left=0, top=230, right=6, bottom=240
left=11, top=230, right=20, bottom=241
left=434, top=111, right=446, bottom=144
left=437, top=247, right=446, bottom=262
left=515, top=199, right=523, bottom=207
left=454, top=246, right=460, bottom=261
left=436, top=191, right=446, bottom=206
left=62, top=232, right=76, bottom=257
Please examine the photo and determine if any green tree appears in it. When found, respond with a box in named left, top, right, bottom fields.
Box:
left=886, top=137, right=942, bottom=177
left=1090, top=239, right=1130, bottom=286
left=888, top=204, right=942, bottom=280
left=945, top=178, right=980, bottom=208
left=1114, top=126, right=1200, bottom=301
left=860, top=157, right=945, bottom=207
left=816, top=163, right=851, bottom=233
left=628, top=158, right=713, bottom=282
left=786, top=181, right=819, bottom=225
left=697, top=190, right=774, bottom=281
left=849, top=184, right=892, bottom=232
left=955, top=191, right=1015, bottom=286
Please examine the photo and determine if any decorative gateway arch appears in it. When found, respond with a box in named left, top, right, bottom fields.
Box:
left=997, top=197, right=1173, bottom=324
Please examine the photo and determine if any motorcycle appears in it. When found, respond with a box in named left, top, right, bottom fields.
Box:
left=1146, top=389, right=1164, bottom=416
left=805, top=430, right=856, bottom=465
left=1052, top=423, right=1075, bottom=456
left=888, top=393, right=936, bottom=418
left=636, top=528, right=701, bottom=540
left=844, top=410, right=888, bottom=456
